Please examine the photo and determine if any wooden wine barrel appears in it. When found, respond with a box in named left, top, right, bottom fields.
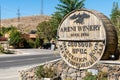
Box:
left=57, top=9, right=118, bottom=69
left=92, top=10, right=118, bottom=60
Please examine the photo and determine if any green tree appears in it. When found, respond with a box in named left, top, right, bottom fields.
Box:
left=37, top=0, right=85, bottom=41
left=49, top=12, right=63, bottom=38
left=0, top=26, right=16, bottom=37
left=48, top=0, right=85, bottom=38
left=110, top=2, right=120, bottom=48
left=34, top=37, right=41, bottom=48
left=9, top=30, right=21, bottom=47
left=37, top=21, right=53, bottom=42
left=2, top=26, right=16, bottom=34
left=56, top=0, right=85, bottom=17
left=110, top=2, right=120, bottom=26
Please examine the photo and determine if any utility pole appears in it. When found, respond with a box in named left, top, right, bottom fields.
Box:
left=0, top=6, right=1, bottom=32
left=41, top=0, right=43, bottom=15
left=17, top=8, right=20, bottom=24
left=17, top=8, right=21, bottom=30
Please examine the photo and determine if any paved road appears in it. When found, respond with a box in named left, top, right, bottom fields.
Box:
left=0, top=49, right=61, bottom=80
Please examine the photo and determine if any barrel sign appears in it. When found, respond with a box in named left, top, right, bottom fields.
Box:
left=57, top=9, right=117, bottom=69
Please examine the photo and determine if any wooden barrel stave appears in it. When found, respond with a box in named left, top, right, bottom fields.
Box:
left=85, top=10, right=118, bottom=59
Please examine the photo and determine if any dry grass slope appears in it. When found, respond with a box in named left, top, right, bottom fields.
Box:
left=1, top=15, right=51, bottom=33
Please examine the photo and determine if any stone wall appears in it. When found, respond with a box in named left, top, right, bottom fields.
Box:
left=19, top=59, right=120, bottom=80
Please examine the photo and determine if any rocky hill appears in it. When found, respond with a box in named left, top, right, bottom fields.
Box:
left=1, top=15, right=51, bottom=33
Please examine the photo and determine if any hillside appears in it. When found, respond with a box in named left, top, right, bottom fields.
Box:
left=1, top=15, right=51, bottom=33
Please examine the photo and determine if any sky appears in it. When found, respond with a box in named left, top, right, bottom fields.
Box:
left=0, top=0, right=119, bottom=19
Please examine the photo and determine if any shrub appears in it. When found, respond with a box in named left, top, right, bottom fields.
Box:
left=3, top=50, right=14, bottom=54
left=64, top=77, right=73, bottom=80
left=97, top=71, right=108, bottom=80
left=34, top=37, right=41, bottom=48
left=0, top=44, right=14, bottom=54
left=83, top=72, right=97, bottom=80
left=27, top=39, right=35, bottom=48
left=83, top=71, right=108, bottom=80
left=36, top=65, right=57, bottom=79
left=0, top=44, right=4, bottom=53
